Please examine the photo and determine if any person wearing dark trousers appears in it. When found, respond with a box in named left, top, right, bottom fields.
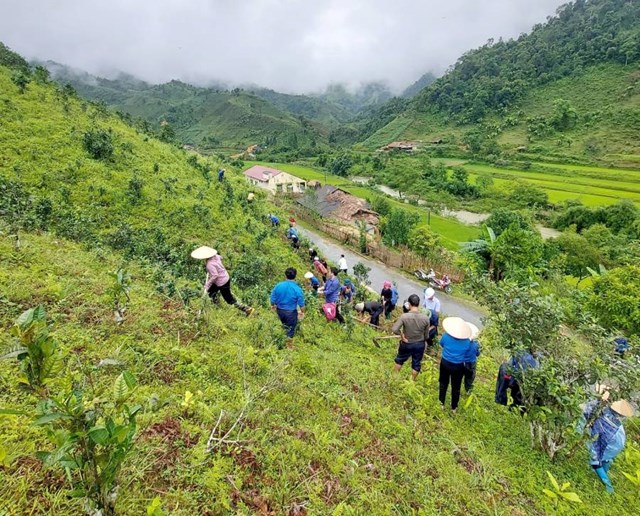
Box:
left=463, top=323, right=481, bottom=392
left=191, top=246, right=253, bottom=316
left=270, top=267, right=306, bottom=347
left=392, top=294, right=430, bottom=381
left=380, top=281, right=395, bottom=319
left=320, top=267, right=345, bottom=324
left=438, top=317, right=472, bottom=412
left=426, top=309, right=439, bottom=354
left=355, top=301, right=384, bottom=327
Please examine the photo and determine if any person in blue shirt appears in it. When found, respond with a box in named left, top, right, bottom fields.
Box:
left=303, top=271, right=320, bottom=295
left=340, top=278, right=356, bottom=304
left=614, top=336, right=629, bottom=357
left=319, top=268, right=345, bottom=323
left=579, top=399, right=635, bottom=493
left=217, top=168, right=225, bottom=181
left=463, top=323, right=481, bottom=392
left=268, top=214, right=280, bottom=227
left=270, top=267, right=305, bottom=345
left=287, top=224, right=300, bottom=249
left=439, top=317, right=473, bottom=412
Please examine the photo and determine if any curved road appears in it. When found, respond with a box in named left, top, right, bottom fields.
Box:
left=299, top=226, right=486, bottom=328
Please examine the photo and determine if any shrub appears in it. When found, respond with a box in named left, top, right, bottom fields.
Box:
left=83, top=128, right=114, bottom=161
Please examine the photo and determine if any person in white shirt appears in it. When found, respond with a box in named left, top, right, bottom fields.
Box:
left=423, top=287, right=441, bottom=315
left=338, top=254, right=348, bottom=275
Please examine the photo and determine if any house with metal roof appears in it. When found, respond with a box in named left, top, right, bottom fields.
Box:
left=243, top=165, right=307, bottom=194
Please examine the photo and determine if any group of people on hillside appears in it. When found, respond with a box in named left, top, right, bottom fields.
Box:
left=189, top=224, right=636, bottom=494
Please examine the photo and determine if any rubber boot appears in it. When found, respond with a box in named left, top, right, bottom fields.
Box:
left=594, top=466, right=614, bottom=493
left=602, top=461, right=612, bottom=474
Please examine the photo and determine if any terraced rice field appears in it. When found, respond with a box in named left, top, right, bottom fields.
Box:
left=465, top=162, right=640, bottom=206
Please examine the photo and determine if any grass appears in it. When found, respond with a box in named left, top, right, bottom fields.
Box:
left=1, top=232, right=639, bottom=515
left=246, top=161, right=480, bottom=249
left=1, top=63, right=638, bottom=515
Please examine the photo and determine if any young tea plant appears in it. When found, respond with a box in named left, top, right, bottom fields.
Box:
left=1, top=305, right=63, bottom=396
left=107, top=267, right=131, bottom=324
left=34, top=371, right=141, bottom=516
left=542, top=471, right=583, bottom=510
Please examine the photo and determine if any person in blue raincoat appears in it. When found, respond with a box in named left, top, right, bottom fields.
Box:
left=580, top=399, right=635, bottom=493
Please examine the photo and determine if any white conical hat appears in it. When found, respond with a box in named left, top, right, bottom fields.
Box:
left=304, top=272, right=314, bottom=279
left=467, top=323, right=480, bottom=340
left=191, top=246, right=217, bottom=260
left=611, top=400, right=635, bottom=417
left=443, top=317, right=472, bottom=340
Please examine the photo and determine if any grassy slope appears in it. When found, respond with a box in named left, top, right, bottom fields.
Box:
left=0, top=67, right=639, bottom=514
left=246, top=161, right=480, bottom=249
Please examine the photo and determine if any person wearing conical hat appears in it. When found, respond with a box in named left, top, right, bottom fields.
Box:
left=581, top=397, right=635, bottom=493
left=303, top=271, right=320, bottom=295
left=438, top=317, right=473, bottom=412
left=191, top=246, right=254, bottom=316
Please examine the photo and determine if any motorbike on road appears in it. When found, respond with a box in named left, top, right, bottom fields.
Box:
left=414, top=268, right=453, bottom=294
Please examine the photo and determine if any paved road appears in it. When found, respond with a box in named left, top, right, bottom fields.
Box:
left=299, top=226, right=486, bottom=328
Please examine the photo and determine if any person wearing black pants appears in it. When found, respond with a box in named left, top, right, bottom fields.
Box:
left=355, top=301, right=384, bottom=327
left=438, top=317, right=473, bottom=412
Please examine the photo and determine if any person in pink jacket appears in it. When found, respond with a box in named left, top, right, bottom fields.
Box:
left=191, top=246, right=253, bottom=316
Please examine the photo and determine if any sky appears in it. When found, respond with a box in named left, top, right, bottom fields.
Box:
left=0, top=0, right=568, bottom=93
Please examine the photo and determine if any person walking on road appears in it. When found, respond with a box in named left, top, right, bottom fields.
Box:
left=338, top=254, right=348, bottom=275
left=392, top=294, right=430, bottom=381
left=463, top=323, right=481, bottom=392
left=270, top=267, right=306, bottom=347
left=192, top=246, right=254, bottom=316
left=355, top=300, right=384, bottom=327
left=438, top=317, right=472, bottom=412
left=423, top=287, right=441, bottom=316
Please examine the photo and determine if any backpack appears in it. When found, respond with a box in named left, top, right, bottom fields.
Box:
left=322, top=302, right=337, bottom=321
left=391, top=287, right=399, bottom=305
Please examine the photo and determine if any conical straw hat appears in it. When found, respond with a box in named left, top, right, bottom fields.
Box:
left=467, top=323, right=480, bottom=340
left=191, top=246, right=217, bottom=260
left=611, top=400, right=635, bottom=418
left=443, top=317, right=472, bottom=340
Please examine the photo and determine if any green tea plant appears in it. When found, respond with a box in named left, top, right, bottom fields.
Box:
left=1, top=306, right=63, bottom=396
left=352, top=262, right=371, bottom=302
left=542, top=471, right=583, bottom=510
left=107, top=268, right=131, bottom=324
left=83, top=128, right=114, bottom=161
left=35, top=371, right=140, bottom=516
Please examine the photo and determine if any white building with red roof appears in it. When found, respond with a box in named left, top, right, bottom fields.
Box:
left=243, top=165, right=307, bottom=194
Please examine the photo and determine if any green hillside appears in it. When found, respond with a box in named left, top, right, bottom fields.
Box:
left=363, top=0, right=640, bottom=162
left=44, top=63, right=326, bottom=151
left=1, top=33, right=639, bottom=516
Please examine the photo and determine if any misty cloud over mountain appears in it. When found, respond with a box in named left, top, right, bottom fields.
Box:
left=0, top=0, right=567, bottom=93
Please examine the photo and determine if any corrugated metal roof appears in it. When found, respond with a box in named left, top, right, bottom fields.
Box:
left=243, top=165, right=283, bottom=182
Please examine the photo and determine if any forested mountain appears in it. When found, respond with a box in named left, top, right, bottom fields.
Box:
left=43, top=62, right=326, bottom=151
left=363, top=0, right=640, bottom=161
left=401, top=71, right=437, bottom=98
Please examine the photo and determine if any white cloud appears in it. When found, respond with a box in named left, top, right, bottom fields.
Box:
left=0, top=0, right=568, bottom=92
